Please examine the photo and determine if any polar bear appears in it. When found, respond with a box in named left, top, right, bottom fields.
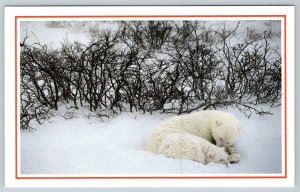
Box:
left=145, top=110, right=241, bottom=154
left=158, top=132, right=229, bottom=166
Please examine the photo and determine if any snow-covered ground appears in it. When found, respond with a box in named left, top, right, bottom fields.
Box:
left=21, top=105, right=282, bottom=175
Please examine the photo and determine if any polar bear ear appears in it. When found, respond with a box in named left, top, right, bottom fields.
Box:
left=216, top=120, right=222, bottom=126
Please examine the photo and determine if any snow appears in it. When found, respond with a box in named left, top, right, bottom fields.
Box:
left=20, top=20, right=281, bottom=50
left=21, top=105, right=282, bottom=175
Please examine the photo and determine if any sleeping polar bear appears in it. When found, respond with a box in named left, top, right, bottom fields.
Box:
left=158, top=132, right=229, bottom=166
left=145, top=110, right=241, bottom=163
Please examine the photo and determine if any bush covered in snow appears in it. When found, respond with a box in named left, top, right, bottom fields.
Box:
left=20, top=21, right=281, bottom=129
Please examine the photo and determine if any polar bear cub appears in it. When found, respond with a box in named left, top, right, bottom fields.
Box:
left=158, top=132, right=229, bottom=166
left=145, top=110, right=241, bottom=153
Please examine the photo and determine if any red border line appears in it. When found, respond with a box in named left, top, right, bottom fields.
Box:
left=15, top=16, right=18, bottom=179
left=16, top=175, right=286, bottom=179
left=284, top=15, right=287, bottom=178
left=15, top=15, right=286, bottom=19
left=15, top=15, right=287, bottom=180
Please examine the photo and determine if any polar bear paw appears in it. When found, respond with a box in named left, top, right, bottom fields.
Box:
left=225, top=146, right=240, bottom=164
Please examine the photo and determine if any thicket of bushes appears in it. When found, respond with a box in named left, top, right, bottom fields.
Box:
left=20, top=21, right=281, bottom=129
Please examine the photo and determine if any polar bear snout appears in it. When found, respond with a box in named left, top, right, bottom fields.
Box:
left=212, top=124, right=241, bottom=148
left=216, top=137, right=233, bottom=147
left=213, top=135, right=232, bottom=147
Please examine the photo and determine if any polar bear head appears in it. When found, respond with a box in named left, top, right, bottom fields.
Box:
left=211, top=118, right=241, bottom=147
left=205, top=147, right=229, bottom=166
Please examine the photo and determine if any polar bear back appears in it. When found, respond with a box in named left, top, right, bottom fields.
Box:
left=155, top=110, right=238, bottom=142
left=157, top=132, right=207, bottom=164
left=145, top=127, right=188, bottom=153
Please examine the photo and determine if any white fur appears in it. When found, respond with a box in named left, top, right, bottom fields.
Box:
left=158, top=132, right=229, bottom=165
left=145, top=110, right=241, bottom=154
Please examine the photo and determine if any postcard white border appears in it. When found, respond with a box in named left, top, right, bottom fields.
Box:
left=5, top=6, right=295, bottom=187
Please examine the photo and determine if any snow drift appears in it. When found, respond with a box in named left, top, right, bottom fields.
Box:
left=21, top=106, right=282, bottom=175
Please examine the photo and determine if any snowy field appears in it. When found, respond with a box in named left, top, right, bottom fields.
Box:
left=21, top=105, right=282, bottom=175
